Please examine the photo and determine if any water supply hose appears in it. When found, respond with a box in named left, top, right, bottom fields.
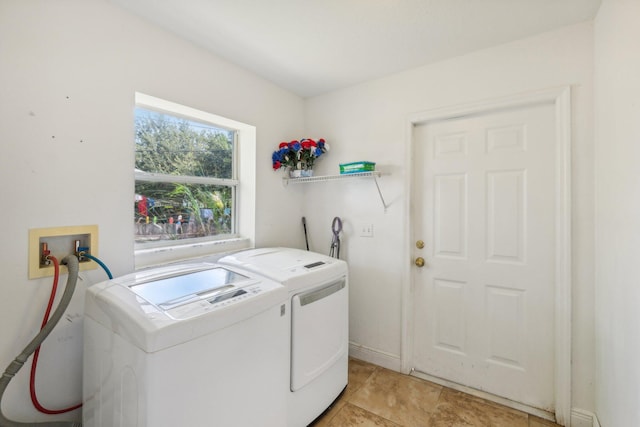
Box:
left=29, top=256, right=82, bottom=414
left=0, top=255, right=82, bottom=427
left=80, top=254, right=113, bottom=279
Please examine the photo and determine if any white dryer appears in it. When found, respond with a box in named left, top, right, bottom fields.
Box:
left=83, top=263, right=288, bottom=427
left=219, top=247, right=349, bottom=427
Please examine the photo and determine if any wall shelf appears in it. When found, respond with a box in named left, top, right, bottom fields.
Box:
left=282, top=171, right=389, bottom=211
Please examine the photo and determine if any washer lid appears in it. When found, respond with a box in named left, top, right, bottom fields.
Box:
left=130, top=266, right=249, bottom=310
left=84, top=263, right=286, bottom=352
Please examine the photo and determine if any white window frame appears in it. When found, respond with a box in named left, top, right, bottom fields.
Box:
left=134, top=92, right=255, bottom=268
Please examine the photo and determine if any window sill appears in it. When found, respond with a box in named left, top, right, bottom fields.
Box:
left=134, top=237, right=252, bottom=269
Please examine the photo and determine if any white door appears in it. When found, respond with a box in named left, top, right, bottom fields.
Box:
left=411, top=102, right=556, bottom=412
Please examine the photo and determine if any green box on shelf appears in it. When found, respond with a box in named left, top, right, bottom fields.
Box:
left=339, top=161, right=376, bottom=174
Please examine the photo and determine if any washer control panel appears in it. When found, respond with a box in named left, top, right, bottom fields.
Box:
left=165, top=282, right=275, bottom=319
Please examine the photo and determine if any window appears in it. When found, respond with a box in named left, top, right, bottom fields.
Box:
left=134, top=108, right=236, bottom=241
left=134, top=93, right=255, bottom=267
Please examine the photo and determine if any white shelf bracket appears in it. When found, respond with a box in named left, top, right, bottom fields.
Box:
left=281, top=171, right=389, bottom=211
left=372, top=174, right=390, bottom=212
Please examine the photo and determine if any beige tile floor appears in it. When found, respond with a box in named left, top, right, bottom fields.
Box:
left=310, top=358, right=562, bottom=427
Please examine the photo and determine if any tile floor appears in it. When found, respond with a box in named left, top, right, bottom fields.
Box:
left=310, top=358, right=562, bottom=427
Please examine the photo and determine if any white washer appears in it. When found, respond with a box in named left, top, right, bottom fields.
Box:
left=83, top=262, right=288, bottom=427
left=219, top=247, right=349, bottom=427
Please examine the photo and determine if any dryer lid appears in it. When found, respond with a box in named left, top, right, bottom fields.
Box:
left=219, top=247, right=347, bottom=289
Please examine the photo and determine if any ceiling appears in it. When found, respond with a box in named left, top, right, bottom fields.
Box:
left=110, top=0, right=601, bottom=98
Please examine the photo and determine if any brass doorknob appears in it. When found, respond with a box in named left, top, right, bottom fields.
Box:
left=416, top=240, right=425, bottom=249
left=415, top=257, right=425, bottom=267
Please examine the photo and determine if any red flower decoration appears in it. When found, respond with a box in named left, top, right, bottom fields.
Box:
left=272, top=138, right=328, bottom=171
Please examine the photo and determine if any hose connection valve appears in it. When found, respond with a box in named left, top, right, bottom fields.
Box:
left=74, top=240, right=90, bottom=262
left=40, top=242, right=51, bottom=267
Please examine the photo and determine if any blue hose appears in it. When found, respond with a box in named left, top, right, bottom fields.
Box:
left=82, top=254, right=113, bottom=279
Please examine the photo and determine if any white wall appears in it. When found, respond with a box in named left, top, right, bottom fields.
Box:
left=0, top=0, right=303, bottom=422
left=0, top=0, right=603, bottom=422
left=594, top=1, right=640, bottom=426
left=305, top=22, right=595, bottom=414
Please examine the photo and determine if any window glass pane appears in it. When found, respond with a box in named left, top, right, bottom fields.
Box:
left=135, top=181, right=234, bottom=243
left=135, top=108, right=234, bottom=179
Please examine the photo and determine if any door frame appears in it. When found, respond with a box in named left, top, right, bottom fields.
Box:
left=401, top=86, right=572, bottom=425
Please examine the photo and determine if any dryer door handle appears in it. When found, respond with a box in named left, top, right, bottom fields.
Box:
left=298, top=278, right=346, bottom=307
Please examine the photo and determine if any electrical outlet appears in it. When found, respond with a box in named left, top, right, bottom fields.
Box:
left=29, top=225, right=99, bottom=279
left=360, top=223, right=374, bottom=237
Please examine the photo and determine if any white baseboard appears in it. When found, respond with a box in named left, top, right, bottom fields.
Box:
left=571, top=409, right=593, bottom=427
left=348, top=342, right=401, bottom=371
left=568, top=409, right=601, bottom=427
